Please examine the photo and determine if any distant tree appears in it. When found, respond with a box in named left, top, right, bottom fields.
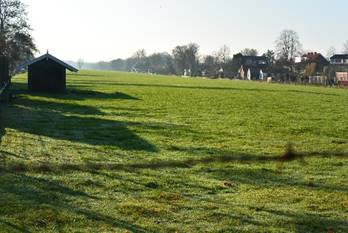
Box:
left=77, top=58, right=84, bottom=69
left=202, top=55, right=218, bottom=77
left=326, top=46, right=336, bottom=59
left=215, top=45, right=231, bottom=64
left=148, top=52, right=175, bottom=75
left=110, top=58, right=125, bottom=71
left=186, top=43, right=199, bottom=76
left=132, top=49, right=149, bottom=72
left=97, top=61, right=111, bottom=70
left=240, top=48, right=258, bottom=56
left=0, top=0, right=37, bottom=72
left=133, top=49, right=146, bottom=60
left=263, top=50, right=276, bottom=65
left=342, top=41, right=348, bottom=54
left=172, top=43, right=199, bottom=76
left=275, top=29, right=302, bottom=62
left=172, top=45, right=186, bottom=75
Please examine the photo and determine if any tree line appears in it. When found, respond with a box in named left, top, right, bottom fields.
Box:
left=77, top=29, right=348, bottom=78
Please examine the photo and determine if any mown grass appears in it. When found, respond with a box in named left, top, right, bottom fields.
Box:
left=0, top=70, right=347, bottom=232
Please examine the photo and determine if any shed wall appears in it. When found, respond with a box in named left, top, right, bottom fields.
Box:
left=28, top=59, right=66, bottom=93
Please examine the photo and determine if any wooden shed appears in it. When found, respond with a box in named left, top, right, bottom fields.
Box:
left=26, top=53, right=78, bottom=93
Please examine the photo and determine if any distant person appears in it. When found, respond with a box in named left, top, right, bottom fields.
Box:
left=183, top=69, right=187, bottom=76
left=247, top=69, right=251, bottom=81
left=239, top=66, right=245, bottom=79
left=218, top=67, right=224, bottom=78
left=259, top=69, right=264, bottom=80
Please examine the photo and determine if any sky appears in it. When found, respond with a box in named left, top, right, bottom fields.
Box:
left=22, top=0, right=348, bottom=62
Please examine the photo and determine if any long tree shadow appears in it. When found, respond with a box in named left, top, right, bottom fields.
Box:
left=11, top=83, right=141, bottom=101
left=0, top=169, right=148, bottom=232
left=2, top=146, right=347, bottom=193
left=260, top=208, right=348, bottom=233
left=2, top=95, right=158, bottom=152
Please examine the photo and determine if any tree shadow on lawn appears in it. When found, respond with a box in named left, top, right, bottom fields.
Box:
left=11, top=83, right=140, bottom=101
left=1, top=147, right=347, bottom=232
left=3, top=146, right=347, bottom=193
left=168, top=146, right=348, bottom=193
left=0, top=169, right=148, bottom=232
left=1, top=96, right=158, bottom=152
left=260, top=208, right=348, bottom=233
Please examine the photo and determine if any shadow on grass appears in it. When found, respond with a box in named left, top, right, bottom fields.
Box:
left=2, top=148, right=347, bottom=192
left=261, top=208, right=348, bottom=233
left=1, top=95, right=158, bottom=152
left=0, top=219, right=31, bottom=233
left=11, top=83, right=140, bottom=101
left=0, top=169, right=148, bottom=232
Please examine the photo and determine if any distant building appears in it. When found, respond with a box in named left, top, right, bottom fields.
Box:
left=302, top=52, right=329, bottom=66
left=232, top=53, right=268, bottom=79
left=300, top=52, right=329, bottom=74
left=330, top=54, right=348, bottom=86
left=330, top=54, right=348, bottom=65
left=25, top=53, right=78, bottom=93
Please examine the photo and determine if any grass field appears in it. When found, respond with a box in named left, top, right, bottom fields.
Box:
left=0, top=70, right=347, bottom=232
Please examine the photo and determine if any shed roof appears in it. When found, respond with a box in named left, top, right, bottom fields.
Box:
left=27, top=53, right=78, bottom=72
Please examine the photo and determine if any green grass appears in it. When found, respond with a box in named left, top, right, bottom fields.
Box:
left=0, top=70, right=347, bottom=232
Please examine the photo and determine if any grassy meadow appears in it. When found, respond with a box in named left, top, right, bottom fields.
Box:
left=0, top=70, right=347, bottom=232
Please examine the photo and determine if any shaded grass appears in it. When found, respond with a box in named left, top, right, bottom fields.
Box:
left=0, top=70, right=347, bottom=232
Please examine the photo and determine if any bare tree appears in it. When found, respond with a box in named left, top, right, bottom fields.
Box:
left=326, top=46, right=336, bottom=59
left=215, top=45, right=231, bottom=64
left=77, top=58, right=84, bottom=69
left=133, top=49, right=146, bottom=60
left=240, top=48, right=258, bottom=56
left=172, top=43, right=199, bottom=76
left=132, top=49, right=148, bottom=72
left=342, top=41, right=348, bottom=54
left=263, top=50, right=275, bottom=65
left=275, top=30, right=302, bottom=62
left=202, top=55, right=218, bottom=77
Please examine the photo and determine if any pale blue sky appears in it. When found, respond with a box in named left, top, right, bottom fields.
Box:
left=23, top=0, right=348, bottom=62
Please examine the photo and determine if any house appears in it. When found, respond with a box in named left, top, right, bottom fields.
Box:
left=330, top=54, right=348, bottom=86
left=25, top=52, right=78, bottom=93
left=301, top=52, right=329, bottom=73
left=296, top=52, right=329, bottom=83
left=232, top=53, right=268, bottom=79
left=330, top=54, right=348, bottom=65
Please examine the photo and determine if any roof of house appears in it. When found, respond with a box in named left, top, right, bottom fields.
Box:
left=301, top=52, right=329, bottom=64
left=330, top=54, right=348, bottom=60
left=233, top=53, right=267, bottom=60
left=26, top=53, right=78, bottom=72
left=242, top=55, right=267, bottom=60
